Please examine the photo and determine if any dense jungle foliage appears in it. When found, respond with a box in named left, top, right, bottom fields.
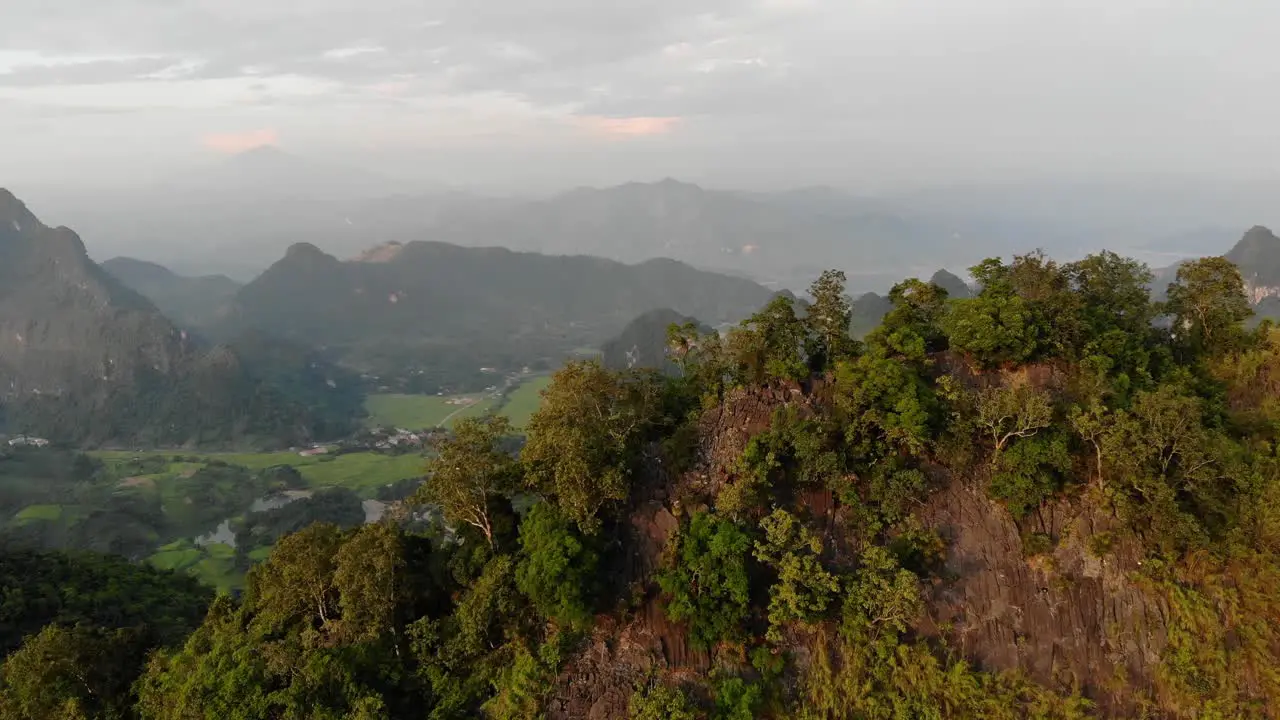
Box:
left=3, top=249, right=1279, bottom=719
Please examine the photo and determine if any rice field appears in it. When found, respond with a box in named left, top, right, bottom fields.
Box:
left=363, top=393, right=498, bottom=429
left=92, top=450, right=426, bottom=498
left=364, top=374, right=551, bottom=431
left=497, top=375, right=551, bottom=429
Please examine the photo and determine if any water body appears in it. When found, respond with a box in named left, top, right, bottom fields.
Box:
left=195, top=490, right=316, bottom=549
left=195, top=520, right=236, bottom=548
left=363, top=499, right=388, bottom=523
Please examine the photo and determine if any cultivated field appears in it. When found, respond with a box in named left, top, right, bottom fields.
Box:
left=363, top=393, right=498, bottom=429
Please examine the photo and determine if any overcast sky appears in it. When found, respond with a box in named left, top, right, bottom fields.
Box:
left=2, top=1, right=1279, bottom=192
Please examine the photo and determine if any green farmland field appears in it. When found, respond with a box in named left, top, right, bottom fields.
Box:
left=365, top=374, right=550, bottom=431
left=93, top=450, right=425, bottom=498
left=496, top=376, right=551, bottom=429
left=364, top=393, right=498, bottom=429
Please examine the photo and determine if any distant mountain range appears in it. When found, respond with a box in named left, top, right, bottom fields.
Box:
left=210, top=240, right=773, bottom=392
left=10, top=164, right=1280, bottom=448
left=413, top=179, right=949, bottom=291
left=100, top=222, right=1280, bottom=399
left=40, top=151, right=1280, bottom=293
left=0, top=189, right=361, bottom=446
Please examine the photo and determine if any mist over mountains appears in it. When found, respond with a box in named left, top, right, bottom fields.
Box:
left=16, top=148, right=1280, bottom=293
left=7, top=146, right=1280, bottom=444
left=0, top=184, right=779, bottom=441
left=99, top=258, right=241, bottom=328
left=8, top=158, right=1280, bottom=720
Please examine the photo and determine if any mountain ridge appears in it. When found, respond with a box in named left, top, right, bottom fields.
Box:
left=101, top=257, right=242, bottom=328
left=221, top=239, right=775, bottom=392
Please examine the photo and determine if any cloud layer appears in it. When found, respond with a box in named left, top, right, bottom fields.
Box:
left=576, top=116, right=681, bottom=138
left=201, top=128, right=280, bottom=153
left=2, top=0, right=1279, bottom=189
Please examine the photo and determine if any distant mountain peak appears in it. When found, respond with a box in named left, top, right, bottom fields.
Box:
left=0, top=188, right=41, bottom=230
left=600, top=308, right=705, bottom=373
left=653, top=177, right=703, bottom=193
left=285, top=242, right=331, bottom=259
left=103, top=256, right=172, bottom=275
left=351, top=241, right=405, bottom=263
left=929, top=268, right=972, bottom=299
left=1225, top=226, right=1280, bottom=291
left=228, top=240, right=773, bottom=379
left=1226, top=226, right=1279, bottom=260
left=1238, top=225, right=1278, bottom=246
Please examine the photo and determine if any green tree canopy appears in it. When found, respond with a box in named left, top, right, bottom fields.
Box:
left=804, top=269, right=858, bottom=371
left=522, top=361, right=664, bottom=532
left=416, top=415, right=520, bottom=546
left=658, top=512, right=754, bottom=649
left=515, top=503, right=599, bottom=627
left=1166, top=256, right=1253, bottom=355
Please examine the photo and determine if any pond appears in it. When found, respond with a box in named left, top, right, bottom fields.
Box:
left=195, top=491, right=389, bottom=548
left=195, top=490, right=315, bottom=548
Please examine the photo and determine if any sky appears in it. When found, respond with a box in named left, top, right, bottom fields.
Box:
left=2, top=0, right=1279, bottom=192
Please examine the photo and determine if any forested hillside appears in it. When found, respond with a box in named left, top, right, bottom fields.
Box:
left=0, top=547, right=211, bottom=718
left=0, top=189, right=362, bottom=446
left=600, top=309, right=706, bottom=373
left=222, top=240, right=774, bottom=392
left=3, top=250, right=1279, bottom=718
left=100, top=257, right=241, bottom=328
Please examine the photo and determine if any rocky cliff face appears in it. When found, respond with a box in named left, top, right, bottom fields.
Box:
left=0, top=189, right=191, bottom=401
left=918, top=473, right=1167, bottom=715
left=548, top=375, right=1172, bottom=718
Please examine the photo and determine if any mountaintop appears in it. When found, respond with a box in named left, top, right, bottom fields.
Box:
left=0, top=188, right=41, bottom=228
left=1225, top=225, right=1280, bottom=288
left=929, top=268, right=972, bottom=298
